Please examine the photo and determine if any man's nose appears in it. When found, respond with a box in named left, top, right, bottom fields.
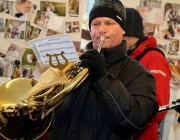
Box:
left=99, top=24, right=106, bottom=32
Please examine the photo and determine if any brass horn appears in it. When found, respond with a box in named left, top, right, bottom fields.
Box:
left=0, top=36, right=105, bottom=140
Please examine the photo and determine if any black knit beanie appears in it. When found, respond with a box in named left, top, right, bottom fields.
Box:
left=89, top=0, right=126, bottom=31
left=125, top=8, right=145, bottom=38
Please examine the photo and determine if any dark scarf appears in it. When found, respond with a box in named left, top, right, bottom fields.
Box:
left=85, top=40, right=127, bottom=67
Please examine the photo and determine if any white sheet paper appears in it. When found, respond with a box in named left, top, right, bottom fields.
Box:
left=29, top=34, right=79, bottom=65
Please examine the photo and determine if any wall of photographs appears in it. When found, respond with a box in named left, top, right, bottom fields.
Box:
left=0, top=0, right=180, bottom=81
left=0, top=0, right=84, bottom=80
left=121, top=0, right=180, bottom=65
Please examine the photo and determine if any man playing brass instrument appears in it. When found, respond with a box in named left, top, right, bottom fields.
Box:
left=48, top=0, right=158, bottom=140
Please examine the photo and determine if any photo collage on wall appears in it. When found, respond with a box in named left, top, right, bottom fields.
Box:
left=0, top=0, right=41, bottom=42
left=0, top=0, right=82, bottom=79
left=138, top=0, right=180, bottom=60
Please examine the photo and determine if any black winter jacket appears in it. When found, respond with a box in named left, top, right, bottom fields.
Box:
left=48, top=41, right=159, bottom=140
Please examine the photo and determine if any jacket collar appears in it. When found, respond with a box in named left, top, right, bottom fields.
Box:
left=86, top=40, right=127, bottom=67
left=129, top=35, right=157, bottom=59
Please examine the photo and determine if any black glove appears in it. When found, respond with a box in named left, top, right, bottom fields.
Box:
left=79, top=49, right=105, bottom=82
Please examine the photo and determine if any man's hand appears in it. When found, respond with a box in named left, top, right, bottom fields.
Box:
left=79, top=49, right=105, bottom=82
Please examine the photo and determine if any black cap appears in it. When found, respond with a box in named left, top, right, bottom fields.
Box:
left=125, top=8, right=145, bottom=38
left=89, top=0, right=126, bottom=31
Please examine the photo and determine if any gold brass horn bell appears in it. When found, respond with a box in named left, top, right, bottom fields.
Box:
left=0, top=78, right=53, bottom=140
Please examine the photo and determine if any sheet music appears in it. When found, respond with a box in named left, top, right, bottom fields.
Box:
left=29, top=34, right=79, bottom=65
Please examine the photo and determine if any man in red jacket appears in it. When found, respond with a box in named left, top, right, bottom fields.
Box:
left=123, top=8, right=171, bottom=140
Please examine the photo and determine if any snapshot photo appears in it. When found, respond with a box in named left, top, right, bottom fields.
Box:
left=64, top=21, right=80, bottom=33
left=68, top=0, right=79, bottom=17
left=163, top=3, right=180, bottom=38
left=40, top=1, right=66, bottom=17
left=4, top=19, right=26, bottom=39
left=12, top=0, right=37, bottom=22
left=24, top=21, right=31, bottom=42
left=0, top=0, right=37, bottom=22
left=46, top=28, right=62, bottom=36
left=34, top=10, right=49, bottom=28
left=0, top=0, right=13, bottom=14
left=167, top=38, right=180, bottom=56
left=0, top=42, right=21, bottom=77
left=30, top=27, right=41, bottom=40
left=19, top=66, right=35, bottom=78
left=140, top=0, right=162, bottom=9
left=0, top=18, right=4, bottom=32
left=21, top=48, right=37, bottom=68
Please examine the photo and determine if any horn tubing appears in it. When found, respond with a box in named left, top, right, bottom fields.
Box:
left=44, top=68, right=89, bottom=109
